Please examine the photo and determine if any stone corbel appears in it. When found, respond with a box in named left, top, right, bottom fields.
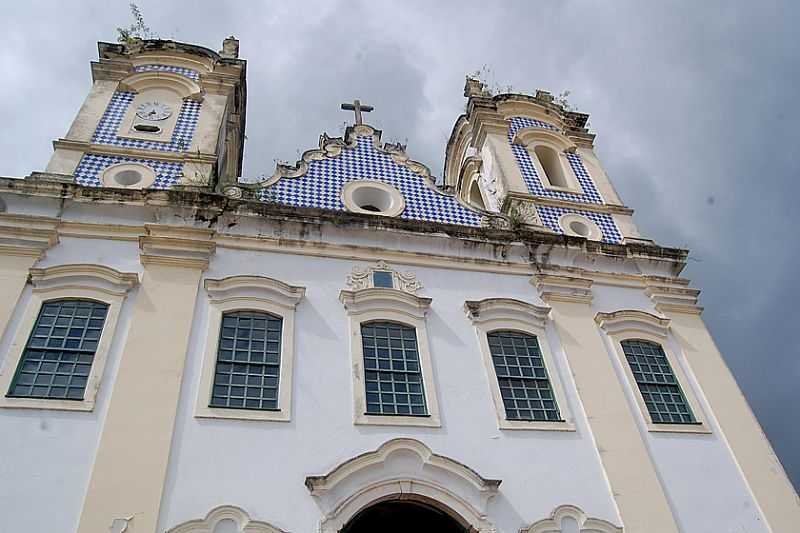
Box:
left=645, top=284, right=703, bottom=315
left=532, top=273, right=593, bottom=304
left=138, top=225, right=216, bottom=270
left=0, top=215, right=59, bottom=259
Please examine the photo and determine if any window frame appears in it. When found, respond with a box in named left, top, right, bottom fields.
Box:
left=512, top=127, right=585, bottom=195
left=595, top=310, right=710, bottom=434
left=464, top=298, right=575, bottom=431
left=196, top=275, right=305, bottom=422
left=340, top=287, right=441, bottom=428
left=0, top=264, right=138, bottom=411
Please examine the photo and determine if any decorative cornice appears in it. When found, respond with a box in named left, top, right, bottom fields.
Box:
left=305, top=438, right=501, bottom=496
left=646, top=284, right=703, bottom=315
left=52, top=139, right=218, bottom=164
left=166, top=505, right=285, bottom=533
left=464, top=298, right=550, bottom=330
left=520, top=504, right=622, bottom=533
left=117, top=71, right=203, bottom=101
left=532, top=274, right=593, bottom=304
left=338, top=287, right=431, bottom=320
left=139, top=224, right=216, bottom=270
left=204, top=275, right=305, bottom=309
left=0, top=214, right=59, bottom=259
left=594, top=309, right=670, bottom=338
left=346, top=260, right=422, bottom=294
left=29, top=264, right=139, bottom=297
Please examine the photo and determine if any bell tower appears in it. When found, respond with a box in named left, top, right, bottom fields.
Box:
left=42, top=37, right=246, bottom=191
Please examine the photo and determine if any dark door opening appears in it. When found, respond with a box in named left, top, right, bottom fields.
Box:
left=342, top=499, right=468, bottom=533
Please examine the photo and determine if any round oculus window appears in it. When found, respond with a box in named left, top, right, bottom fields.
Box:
left=101, top=163, right=157, bottom=190
left=341, top=181, right=406, bottom=217
left=558, top=213, right=603, bottom=241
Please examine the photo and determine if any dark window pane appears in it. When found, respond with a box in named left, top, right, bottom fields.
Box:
left=209, top=311, right=282, bottom=411
left=621, top=339, right=696, bottom=424
left=7, top=299, right=108, bottom=400
left=361, top=322, right=427, bottom=416
left=488, top=331, right=561, bottom=422
left=372, top=271, right=394, bottom=289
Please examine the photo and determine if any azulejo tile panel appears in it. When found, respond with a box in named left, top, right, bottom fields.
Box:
left=508, top=117, right=603, bottom=205
left=536, top=205, right=623, bottom=244
left=74, top=153, right=183, bottom=189
left=258, top=135, right=483, bottom=227
left=92, top=91, right=201, bottom=153
left=132, top=64, right=200, bottom=81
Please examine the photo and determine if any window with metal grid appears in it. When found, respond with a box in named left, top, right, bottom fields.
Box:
left=621, top=339, right=696, bottom=424
left=210, top=311, right=283, bottom=410
left=361, top=321, right=427, bottom=416
left=487, top=331, right=561, bottom=422
left=7, top=299, right=108, bottom=400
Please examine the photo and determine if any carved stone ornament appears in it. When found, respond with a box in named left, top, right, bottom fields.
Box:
left=346, top=260, right=422, bottom=294
left=506, top=199, right=542, bottom=227
left=223, top=186, right=242, bottom=199
left=480, top=215, right=511, bottom=230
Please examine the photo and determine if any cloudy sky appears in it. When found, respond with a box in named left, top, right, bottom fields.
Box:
left=1, top=1, right=797, bottom=490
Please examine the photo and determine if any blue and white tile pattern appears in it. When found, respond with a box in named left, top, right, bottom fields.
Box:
left=508, top=117, right=603, bottom=204
left=536, top=205, right=623, bottom=244
left=92, top=91, right=201, bottom=153
left=74, top=153, right=183, bottom=189
left=259, top=135, right=483, bottom=227
left=133, top=64, right=201, bottom=81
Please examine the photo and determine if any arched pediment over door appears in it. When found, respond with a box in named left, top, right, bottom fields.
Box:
left=304, top=438, right=501, bottom=533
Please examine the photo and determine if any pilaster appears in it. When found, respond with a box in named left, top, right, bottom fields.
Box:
left=647, top=282, right=800, bottom=531
left=77, top=225, right=215, bottom=533
left=532, top=274, right=680, bottom=533
left=0, top=215, right=59, bottom=343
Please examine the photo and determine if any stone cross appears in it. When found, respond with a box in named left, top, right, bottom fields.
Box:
left=340, top=99, right=374, bottom=125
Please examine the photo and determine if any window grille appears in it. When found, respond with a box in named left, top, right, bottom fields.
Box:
left=621, top=339, right=696, bottom=424
left=361, top=322, right=427, bottom=416
left=210, top=311, right=283, bottom=410
left=488, top=331, right=561, bottom=421
left=8, top=300, right=108, bottom=400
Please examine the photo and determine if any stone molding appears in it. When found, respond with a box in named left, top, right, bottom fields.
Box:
left=306, top=438, right=500, bottom=533
left=594, top=309, right=670, bottom=338
left=346, top=260, right=422, bottom=294
left=166, top=505, right=285, bottom=533
left=30, top=264, right=139, bottom=297
left=464, top=298, right=550, bottom=330
left=532, top=274, right=593, bottom=304
left=138, top=225, right=216, bottom=269
left=0, top=214, right=59, bottom=259
left=646, top=284, right=703, bottom=315
left=520, top=504, right=622, bottom=533
left=204, top=275, right=305, bottom=309
left=339, top=287, right=431, bottom=320
left=117, top=71, right=203, bottom=101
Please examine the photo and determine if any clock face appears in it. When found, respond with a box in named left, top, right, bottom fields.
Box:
left=135, top=101, right=172, bottom=121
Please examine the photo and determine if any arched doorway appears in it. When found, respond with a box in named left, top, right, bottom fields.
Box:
left=342, top=499, right=468, bottom=533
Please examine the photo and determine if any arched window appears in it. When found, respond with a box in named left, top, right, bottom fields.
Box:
left=7, top=299, right=108, bottom=400
left=468, top=181, right=486, bottom=210
left=210, top=310, right=283, bottom=410
left=533, top=145, right=568, bottom=188
left=361, top=321, right=427, bottom=416
left=620, top=339, right=695, bottom=424
left=487, top=330, right=561, bottom=422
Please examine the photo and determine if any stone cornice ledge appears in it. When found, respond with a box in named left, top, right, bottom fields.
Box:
left=204, top=275, right=305, bottom=309
left=0, top=214, right=59, bottom=258
left=594, top=310, right=670, bottom=338
left=139, top=224, right=216, bottom=269
left=30, top=264, right=139, bottom=297
left=339, top=287, right=431, bottom=320
left=532, top=274, right=593, bottom=304
left=464, top=298, right=550, bottom=329
left=646, top=284, right=703, bottom=315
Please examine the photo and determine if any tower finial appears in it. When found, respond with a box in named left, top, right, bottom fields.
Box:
left=340, top=99, right=374, bottom=125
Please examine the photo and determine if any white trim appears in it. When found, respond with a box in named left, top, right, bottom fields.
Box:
left=341, top=180, right=406, bottom=217
left=521, top=504, right=622, bottom=533
left=0, top=264, right=138, bottom=411
left=165, top=505, right=286, bottom=533
left=339, top=288, right=441, bottom=427
left=595, top=310, right=711, bottom=434
left=464, top=298, right=575, bottom=431
left=195, top=275, right=305, bottom=422
left=558, top=214, right=603, bottom=242
left=305, top=438, right=500, bottom=533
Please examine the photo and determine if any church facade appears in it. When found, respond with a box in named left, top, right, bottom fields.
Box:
left=0, top=38, right=797, bottom=533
